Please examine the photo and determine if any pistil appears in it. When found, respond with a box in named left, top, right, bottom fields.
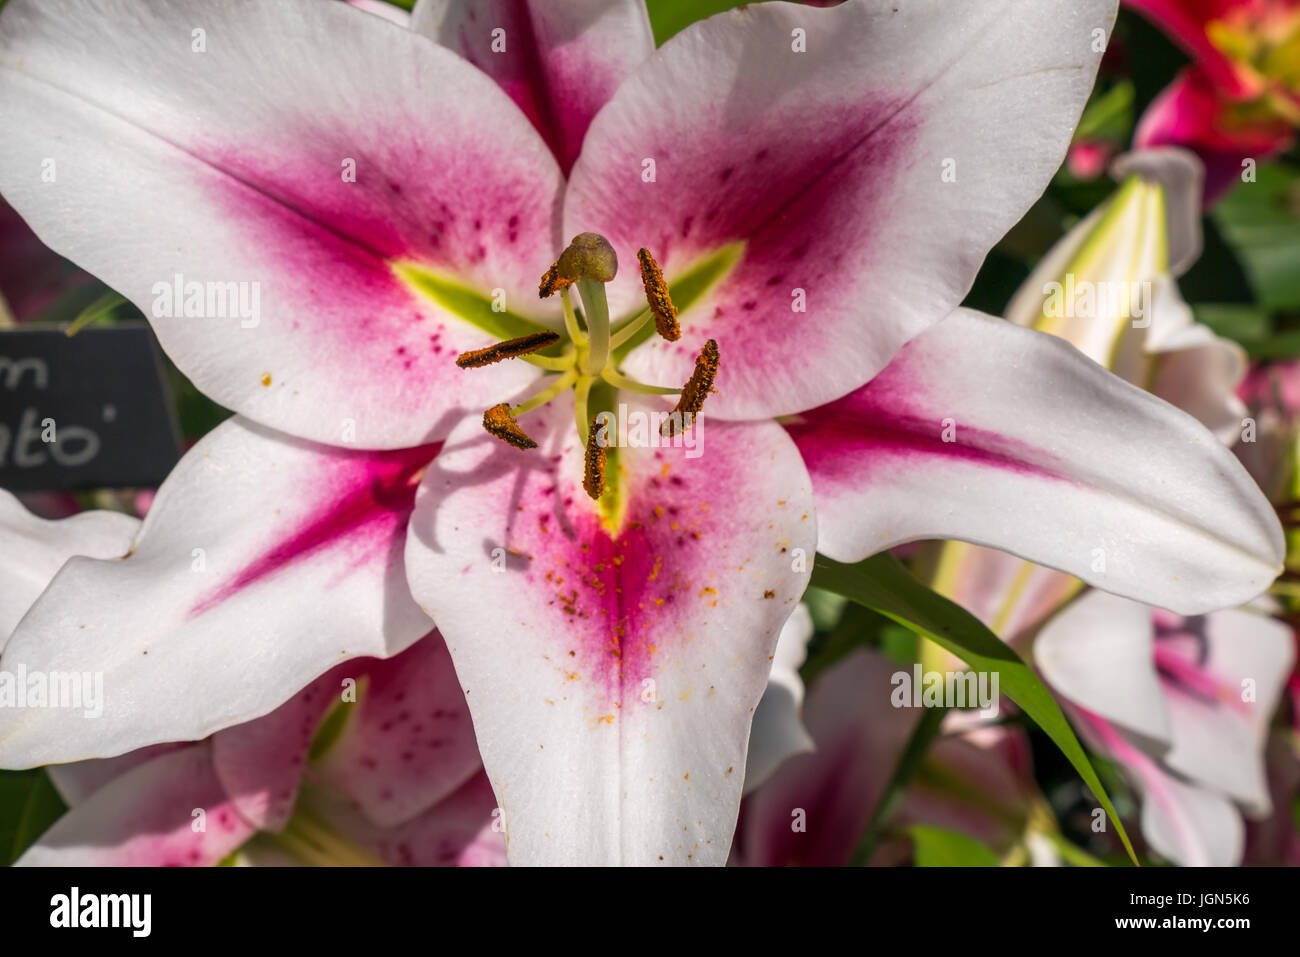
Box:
left=456, top=233, right=720, bottom=499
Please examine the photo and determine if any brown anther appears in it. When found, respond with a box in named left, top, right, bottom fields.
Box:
left=456, top=331, right=561, bottom=369
left=662, top=339, right=719, bottom=436
left=539, top=263, right=573, bottom=297
left=583, top=418, right=607, bottom=500
left=637, top=248, right=680, bottom=341
left=539, top=232, right=618, bottom=297
left=483, top=403, right=537, bottom=450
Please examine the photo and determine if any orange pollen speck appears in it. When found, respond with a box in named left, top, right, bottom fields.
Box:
left=583, top=419, right=607, bottom=500
left=456, top=331, right=560, bottom=368
left=637, top=248, right=680, bottom=342
left=663, top=339, right=719, bottom=436
left=483, top=403, right=537, bottom=450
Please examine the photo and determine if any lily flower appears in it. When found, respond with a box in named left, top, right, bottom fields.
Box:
left=2, top=490, right=500, bottom=866
left=0, top=0, right=1284, bottom=866
left=935, top=148, right=1251, bottom=651
left=1036, top=590, right=1295, bottom=866
left=1126, top=0, right=1300, bottom=203
left=15, top=631, right=504, bottom=867
left=3, top=487, right=807, bottom=866
left=734, top=647, right=1054, bottom=867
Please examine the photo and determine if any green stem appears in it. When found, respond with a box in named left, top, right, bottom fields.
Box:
left=609, top=307, right=653, bottom=350
left=577, top=278, right=610, bottom=376
left=574, top=375, right=596, bottom=441
left=560, top=288, right=587, bottom=347
left=600, top=368, right=680, bottom=395
left=512, top=368, right=579, bottom=416
left=64, top=290, right=126, bottom=337
left=273, top=805, right=387, bottom=867
left=521, top=348, right=575, bottom=372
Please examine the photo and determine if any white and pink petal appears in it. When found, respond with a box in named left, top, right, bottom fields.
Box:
left=0, top=0, right=564, bottom=448
left=312, top=631, right=483, bottom=828
left=405, top=393, right=816, bottom=865
left=15, top=743, right=256, bottom=866
left=567, top=0, right=1117, bottom=418
left=0, top=417, right=433, bottom=767
left=0, top=490, right=138, bottom=647
left=412, top=0, right=654, bottom=173
left=789, top=310, right=1283, bottom=614
left=743, top=603, right=816, bottom=795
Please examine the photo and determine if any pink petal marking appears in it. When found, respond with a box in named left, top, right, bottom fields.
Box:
left=1153, top=624, right=1254, bottom=717
left=315, top=632, right=482, bottom=828
left=189, top=444, right=439, bottom=618
left=787, top=372, right=1066, bottom=491
left=1077, top=706, right=1211, bottom=865
left=496, top=446, right=758, bottom=702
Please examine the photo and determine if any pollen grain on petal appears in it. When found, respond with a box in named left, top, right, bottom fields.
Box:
left=584, top=419, right=607, bottom=500
left=456, top=331, right=561, bottom=368
left=663, top=339, right=719, bottom=436
left=483, top=403, right=538, bottom=450
left=637, top=248, right=680, bottom=342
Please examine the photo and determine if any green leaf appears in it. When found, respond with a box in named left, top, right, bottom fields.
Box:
left=908, top=825, right=1002, bottom=867
left=64, top=289, right=127, bottom=337
left=811, top=553, right=1139, bottom=866
left=644, top=0, right=753, bottom=45
left=800, top=586, right=849, bottom=633
left=0, top=769, right=67, bottom=865
left=1192, top=303, right=1274, bottom=353
left=1213, top=161, right=1300, bottom=310
left=393, top=263, right=556, bottom=343
left=1073, top=80, right=1135, bottom=143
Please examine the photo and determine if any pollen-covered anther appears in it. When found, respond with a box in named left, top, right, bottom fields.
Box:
left=539, top=232, right=619, bottom=298
left=455, top=331, right=561, bottom=369
left=538, top=263, right=573, bottom=298
left=636, top=248, right=680, bottom=341
left=583, top=418, right=607, bottom=500
left=483, top=403, right=538, bottom=450
left=662, top=339, right=719, bottom=436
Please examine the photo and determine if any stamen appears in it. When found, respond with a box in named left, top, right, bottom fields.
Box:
left=483, top=403, right=538, bottom=450
left=662, top=339, right=719, bottom=436
left=600, top=367, right=681, bottom=395
left=456, top=331, right=561, bottom=368
left=637, top=248, right=680, bottom=341
left=539, top=263, right=574, bottom=298
left=584, top=417, right=607, bottom=500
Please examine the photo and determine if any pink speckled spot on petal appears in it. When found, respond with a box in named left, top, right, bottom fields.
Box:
left=405, top=391, right=815, bottom=864
left=315, top=631, right=483, bottom=828
left=16, top=743, right=255, bottom=867
left=415, top=396, right=812, bottom=707
left=191, top=133, right=560, bottom=424
left=212, top=666, right=353, bottom=832
left=573, top=92, right=919, bottom=417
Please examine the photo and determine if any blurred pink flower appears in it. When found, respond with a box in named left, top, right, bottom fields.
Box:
left=1128, top=0, right=1300, bottom=203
